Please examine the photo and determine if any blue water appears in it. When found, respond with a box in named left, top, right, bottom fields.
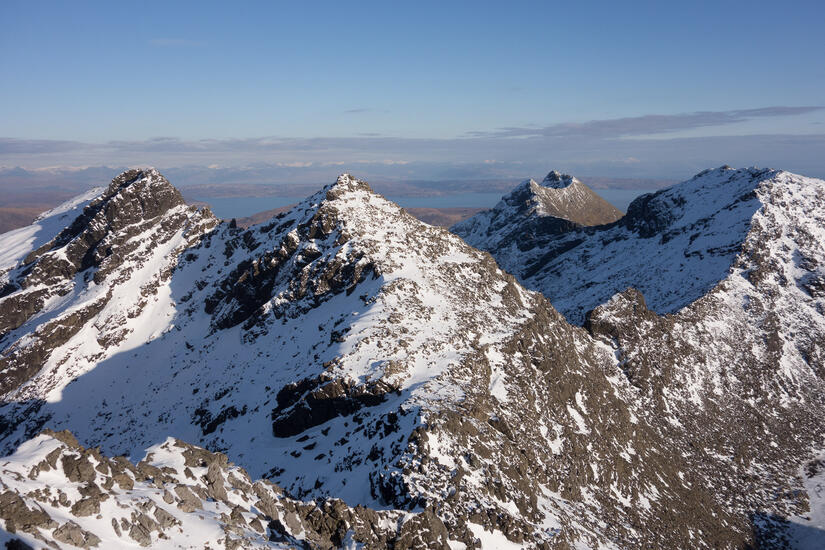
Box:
left=598, top=189, right=656, bottom=211
left=198, top=196, right=297, bottom=219
left=198, top=190, right=654, bottom=220
left=387, top=193, right=505, bottom=209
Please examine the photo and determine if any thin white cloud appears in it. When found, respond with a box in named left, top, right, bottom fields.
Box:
left=467, top=106, right=824, bottom=139
left=1, top=107, right=824, bottom=180
left=276, top=161, right=313, bottom=168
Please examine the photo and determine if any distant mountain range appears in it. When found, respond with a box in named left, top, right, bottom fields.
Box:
left=1, top=167, right=824, bottom=549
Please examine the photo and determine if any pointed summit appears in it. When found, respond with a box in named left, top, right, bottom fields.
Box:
left=541, top=170, right=577, bottom=189
left=530, top=171, right=622, bottom=224
left=515, top=171, right=623, bottom=224
left=84, top=168, right=179, bottom=206
left=98, top=168, right=186, bottom=221
left=451, top=171, right=624, bottom=264
left=19, top=168, right=195, bottom=278
left=324, top=172, right=374, bottom=200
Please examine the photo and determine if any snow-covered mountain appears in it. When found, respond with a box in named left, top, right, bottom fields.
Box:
left=1, top=168, right=824, bottom=549
left=450, top=165, right=825, bottom=549
left=451, top=171, right=623, bottom=259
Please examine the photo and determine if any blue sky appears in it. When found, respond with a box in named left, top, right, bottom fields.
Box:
left=1, top=0, right=824, bottom=180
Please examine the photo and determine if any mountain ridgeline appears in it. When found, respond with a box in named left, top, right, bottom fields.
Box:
left=0, top=167, right=824, bottom=549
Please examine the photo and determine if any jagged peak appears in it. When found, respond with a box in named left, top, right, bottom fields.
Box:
left=104, top=167, right=178, bottom=199
left=0, top=168, right=202, bottom=302
left=98, top=169, right=194, bottom=227
left=323, top=173, right=374, bottom=200
left=237, top=173, right=405, bottom=242
left=541, top=170, right=578, bottom=189
left=507, top=172, right=580, bottom=197
left=335, top=172, right=359, bottom=186
left=498, top=165, right=825, bottom=325
left=688, top=164, right=733, bottom=181
left=108, top=166, right=158, bottom=186
left=452, top=170, right=624, bottom=242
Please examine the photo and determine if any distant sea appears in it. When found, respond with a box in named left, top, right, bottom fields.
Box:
left=198, top=189, right=656, bottom=220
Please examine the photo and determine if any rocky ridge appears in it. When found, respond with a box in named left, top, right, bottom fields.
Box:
left=0, top=169, right=824, bottom=548
left=0, top=430, right=446, bottom=550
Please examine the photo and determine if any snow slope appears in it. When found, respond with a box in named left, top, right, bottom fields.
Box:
left=0, top=188, right=102, bottom=272
left=786, top=454, right=825, bottom=549
left=2, top=168, right=825, bottom=549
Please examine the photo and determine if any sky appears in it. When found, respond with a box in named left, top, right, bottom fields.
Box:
left=1, top=0, right=824, bottom=182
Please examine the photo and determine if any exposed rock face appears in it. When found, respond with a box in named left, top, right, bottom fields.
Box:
left=1, top=169, right=824, bottom=548
left=451, top=171, right=623, bottom=259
